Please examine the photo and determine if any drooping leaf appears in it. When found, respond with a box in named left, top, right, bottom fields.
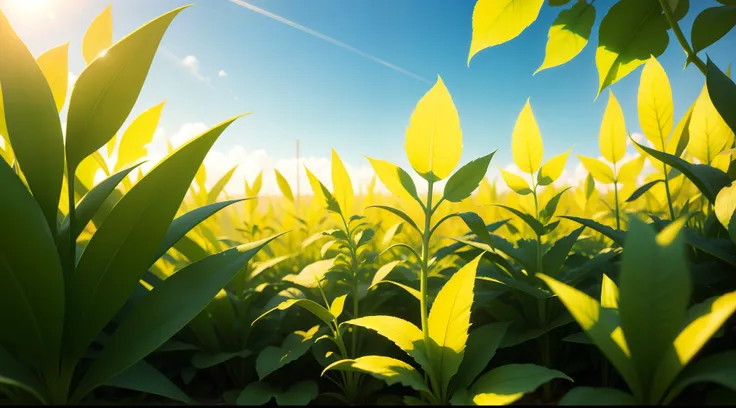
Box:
left=691, top=6, right=736, bottom=54
left=536, top=1, right=596, bottom=73
left=706, top=58, right=736, bottom=134
left=468, top=0, right=545, bottom=64
left=323, top=356, right=430, bottom=393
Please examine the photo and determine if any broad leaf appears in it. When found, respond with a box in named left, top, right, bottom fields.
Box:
left=323, top=356, right=430, bottom=393
left=468, top=364, right=571, bottom=405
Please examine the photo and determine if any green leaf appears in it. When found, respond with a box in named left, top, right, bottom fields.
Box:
left=323, top=356, right=430, bottom=394
left=443, top=152, right=496, bottom=202
left=370, top=260, right=402, bottom=288
left=452, top=322, right=510, bottom=390
left=365, top=156, right=423, bottom=207
left=257, top=326, right=321, bottom=380
left=375, top=280, right=422, bottom=301
left=492, top=204, right=545, bottom=236
left=368, top=205, right=421, bottom=234
left=626, top=179, right=664, bottom=202
left=0, top=345, right=47, bottom=404
left=428, top=255, right=482, bottom=396
left=619, top=218, right=689, bottom=400
left=0, top=9, right=64, bottom=233
left=650, top=291, right=736, bottom=403
left=633, top=140, right=730, bottom=204
left=104, top=359, right=191, bottom=403
left=692, top=7, right=736, bottom=54
left=275, top=381, right=319, bottom=406
left=343, top=315, right=433, bottom=377
left=253, top=299, right=334, bottom=328
left=60, top=162, right=144, bottom=242
left=539, top=187, right=571, bottom=223
left=536, top=1, right=596, bottom=73
left=559, top=387, right=637, bottom=405
left=538, top=275, right=641, bottom=397
left=468, top=364, right=571, bottom=405
left=706, top=58, right=736, bottom=134
left=72, top=233, right=283, bottom=402
left=64, top=6, right=189, bottom=168
left=0, top=160, right=64, bottom=374
left=190, top=350, right=252, bottom=369
left=663, top=350, right=736, bottom=404
left=237, top=381, right=276, bottom=406
left=561, top=216, right=625, bottom=245
left=64, top=116, right=243, bottom=364
left=153, top=198, right=247, bottom=263
left=458, top=212, right=494, bottom=245
left=542, top=226, right=585, bottom=276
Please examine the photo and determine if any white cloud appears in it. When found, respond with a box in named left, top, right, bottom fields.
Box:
left=218, top=70, right=227, bottom=77
left=180, top=55, right=211, bottom=83
left=68, top=72, right=78, bottom=90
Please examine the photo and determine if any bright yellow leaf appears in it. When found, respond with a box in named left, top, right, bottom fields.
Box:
left=332, top=149, right=354, bottom=216
left=578, top=155, right=614, bottom=184
left=638, top=57, right=674, bottom=150
left=274, top=168, right=294, bottom=203
left=115, top=102, right=165, bottom=171
left=365, top=156, right=419, bottom=204
left=83, top=5, right=113, bottom=65
left=688, top=82, right=734, bottom=164
left=600, top=91, right=626, bottom=164
left=715, top=183, right=736, bottom=230
left=512, top=99, right=544, bottom=174
left=500, top=168, right=532, bottom=195
left=36, top=43, right=69, bottom=112
left=538, top=149, right=570, bottom=186
left=536, top=1, right=595, bottom=74
left=405, top=76, right=462, bottom=181
left=468, top=0, right=545, bottom=65
left=617, top=156, right=645, bottom=184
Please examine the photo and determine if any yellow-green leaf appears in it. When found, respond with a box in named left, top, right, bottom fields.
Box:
left=331, top=149, right=354, bottom=216
left=715, top=182, right=736, bottom=230
left=36, top=43, right=69, bottom=112
left=428, top=254, right=481, bottom=396
left=578, top=155, right=614, bottom=184
left=500, top=169, right=532, bottom=195
left=689, top=82, right=734, bottom=164
left=83, top=5, right=113, bottom=65
left=601, top=274, right=619, bottom=309
left=536, top=1, right=596, bottom=74
left=274, top=169, right=294, bottom=203
left=617, top=156, right=645, bottom=184
left=365, top=156, right=421, bottom=205
left=638, top=57, right=674, bottom=149
left=468, top=0, right=545, bottom=65
left=404, top=75, right=462, bottom=181
left=600, top=91, right=627, bottom=164
left=512, top=99, right=544, bottom=174
left=323, top=356, right=430, bottom=394
left=468, top=364, right=571, bottom=405
left=538, top=149, right=570, bottom=186
left=116, top=102, right=165, bottom=171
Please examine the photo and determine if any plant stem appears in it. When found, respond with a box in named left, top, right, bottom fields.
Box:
left=613, top=178, right=621, bottom=230
left=658, top=0, right=707, bottom=75
left=663, top=167, right=676, bottom=220
left=420, top=179, right=434, bottom=347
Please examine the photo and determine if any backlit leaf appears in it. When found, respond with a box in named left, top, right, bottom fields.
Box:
left=512, top=99, right=544, bottom=174
left=83, top=5, right=113, bottom=64
left=536, top=1, right=596, bottom=73
left=600, top=91, right=627, bottom=164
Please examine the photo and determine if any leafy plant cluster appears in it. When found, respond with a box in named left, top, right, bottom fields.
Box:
left=1, top=0, right=736, bottom=406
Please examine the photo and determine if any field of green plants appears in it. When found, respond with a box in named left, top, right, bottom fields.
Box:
left=1, top=0, right=736, bottom=405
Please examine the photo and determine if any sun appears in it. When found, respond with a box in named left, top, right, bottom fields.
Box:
left=10, top=0, right=50, bottom=11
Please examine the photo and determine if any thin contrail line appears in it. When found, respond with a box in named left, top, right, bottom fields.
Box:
left=229, top=0, right=432, bottom=85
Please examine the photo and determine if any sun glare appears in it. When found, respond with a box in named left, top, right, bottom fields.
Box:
left=11, top=0, right=49, bottom=11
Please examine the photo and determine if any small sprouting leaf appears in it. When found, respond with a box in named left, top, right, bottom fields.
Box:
left=512, top=99, right=544, bottom=174
left=256, top=326, right=321, bottom=380
left=578, top=155, right=614, bottom=184
left=500, top=169, right=532, bottom=195
left=443, top=152, right=496, bottom=202
left=468, top=0, right=545, bottom=65
left=537, top=149, right=570, bottom=186
left=599, top=91, right=627, bottom=164
left=536, top=1, right=596, bottom=74
left=83, top=5, right=113, bottom=64
left=332, top=149, right=354, bottom=216
left=329, top=295, right=347, bottom=319
left=405, top=76, right=462, bottom=181
left=274, top=169, right=294, bottom=203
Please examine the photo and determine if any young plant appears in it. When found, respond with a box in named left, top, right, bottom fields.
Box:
left=541, top=217, right=736, bottom=405
left=0, top=6, right=282, bottom=404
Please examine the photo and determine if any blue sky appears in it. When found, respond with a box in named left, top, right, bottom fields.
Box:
left=2, top=0, right=735, bottom=194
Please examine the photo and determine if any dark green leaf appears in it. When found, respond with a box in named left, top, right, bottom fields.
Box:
left=443, top=152, right=495, bottom=202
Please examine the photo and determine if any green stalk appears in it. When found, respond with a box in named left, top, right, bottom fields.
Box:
left=613, top=161, right=621, bottom=230
left=658, top=0, right=707, bottom=75
left=420, top=179, right=434, bottom=349
left=662, top=164, right=676, bottom=220
left=532, top=177, right=552, bottom=401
